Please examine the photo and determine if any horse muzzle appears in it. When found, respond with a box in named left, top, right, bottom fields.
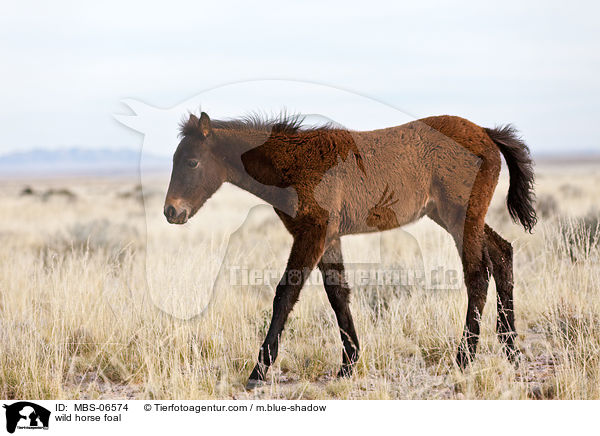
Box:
left=164, top=203, right=189, bottom=224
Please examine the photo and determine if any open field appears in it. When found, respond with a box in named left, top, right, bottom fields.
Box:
left=0, top=162, right=599, bottom=399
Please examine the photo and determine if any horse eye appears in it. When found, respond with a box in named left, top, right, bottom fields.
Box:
left=187, top=159, right=199, bottom=169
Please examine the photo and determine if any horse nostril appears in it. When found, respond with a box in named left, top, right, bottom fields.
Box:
left=165, top=205, right=176, bottom=219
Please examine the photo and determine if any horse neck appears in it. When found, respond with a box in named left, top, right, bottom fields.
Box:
left=216, top=129, right=298, bottom=214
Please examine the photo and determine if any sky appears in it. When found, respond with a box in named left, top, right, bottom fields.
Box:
left=1, top=0, right=599, bottom=155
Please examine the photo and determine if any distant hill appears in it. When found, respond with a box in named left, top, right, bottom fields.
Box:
left=1, top=147, right=597, bottom=179
left=0, top=148, right=168, bottom=177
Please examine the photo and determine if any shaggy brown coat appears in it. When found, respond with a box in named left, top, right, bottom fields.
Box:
left=164, top=112, right=536, bottom=387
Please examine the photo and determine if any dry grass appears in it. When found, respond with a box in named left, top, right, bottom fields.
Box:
left=0, top=163, right=599, bottom=399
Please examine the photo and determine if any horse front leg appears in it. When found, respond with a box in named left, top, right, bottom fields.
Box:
left=246, top=223, right=326, bottom=389
left=317, top=237, right=360, bottom=377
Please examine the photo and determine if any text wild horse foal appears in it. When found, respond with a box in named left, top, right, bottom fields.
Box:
left=164, top=112, right=536, bottom=388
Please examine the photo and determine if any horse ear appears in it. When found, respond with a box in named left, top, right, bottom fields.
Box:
left=199, top=112, right=212, bottom=137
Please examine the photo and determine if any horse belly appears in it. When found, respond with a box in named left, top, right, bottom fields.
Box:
left=339, top=189, right=430, bottom=235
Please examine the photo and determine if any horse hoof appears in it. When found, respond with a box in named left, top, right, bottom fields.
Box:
left=508, top=348, right=524, bottom=367
left=245, top=379, right=264, bottom=390
left=455, top=351, right=472, bottom=370
left=336, top=366, right=353, bottom=378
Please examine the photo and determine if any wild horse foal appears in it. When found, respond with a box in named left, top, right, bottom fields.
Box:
left=164, top=112, right=536, bottom=388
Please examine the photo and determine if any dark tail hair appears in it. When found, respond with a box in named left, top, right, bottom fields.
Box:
left=485, top=125, right=537, bottom=232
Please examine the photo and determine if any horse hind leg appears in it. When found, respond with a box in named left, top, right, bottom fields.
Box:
left=457, top=230, right=492, bottom=368
left=485, top=224, right=520, bottom=362
left=427, top=205, right=492, bottom=368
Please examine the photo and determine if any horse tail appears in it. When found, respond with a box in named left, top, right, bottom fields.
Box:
left=485, top=124, right=537, bottom=232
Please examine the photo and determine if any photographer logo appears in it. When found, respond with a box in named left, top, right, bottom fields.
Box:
left=2, top=402, right=50, bottom=433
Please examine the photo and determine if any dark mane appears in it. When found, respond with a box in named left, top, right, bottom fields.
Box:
left=179, top=111, right=338, bottom=138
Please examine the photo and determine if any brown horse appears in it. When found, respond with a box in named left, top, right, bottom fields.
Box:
left=164, top=112, right=536, bottom=388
